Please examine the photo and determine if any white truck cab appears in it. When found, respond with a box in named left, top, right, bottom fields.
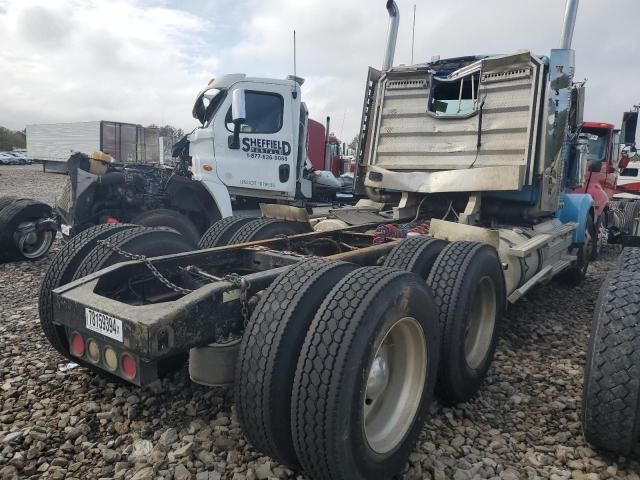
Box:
left=188, top=74, right=313, bottom=217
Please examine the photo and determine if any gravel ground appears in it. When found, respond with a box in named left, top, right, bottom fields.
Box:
left=0, top=165, right=68, bottom=205
left=0, top=166, right=640, bottom=480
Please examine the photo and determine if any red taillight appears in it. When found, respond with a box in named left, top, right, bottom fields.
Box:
left=121, top=353, right=137, bottom=379
left=105, top=217, right=119, bottom=224
left=70, top=332, right=85, bottom=357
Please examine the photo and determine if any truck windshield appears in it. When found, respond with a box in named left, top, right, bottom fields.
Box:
left=192, top=87, right=224, bottom=126
left=584, top=130, right=609, bottom=163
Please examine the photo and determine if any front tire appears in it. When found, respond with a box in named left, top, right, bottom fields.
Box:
left=291, top=267, right=440, bottom=480
left=559, top=214, right=593, bottom=286
left=583, top=271, right=640, bottom=454
left=590, top=215, right=600, bottom=261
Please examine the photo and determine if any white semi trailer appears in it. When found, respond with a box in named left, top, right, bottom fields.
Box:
left=40, top=1, right=598, bottom=479
left=26, top=121, right=159, bottom=173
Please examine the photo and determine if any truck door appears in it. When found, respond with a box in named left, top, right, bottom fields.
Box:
left=213, top=82, right=298, bottom=199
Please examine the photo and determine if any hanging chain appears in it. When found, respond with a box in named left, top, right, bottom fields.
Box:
left=274, top=233, right=292, bottom=251
left=97, top=240, right=253, bottom=325
left=96, top=239, right=193, bottom=295
left=223, top=273, right=251, bottom=326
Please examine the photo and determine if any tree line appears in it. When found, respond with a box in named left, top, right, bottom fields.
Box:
left=0, top=127, right=26, bottom=151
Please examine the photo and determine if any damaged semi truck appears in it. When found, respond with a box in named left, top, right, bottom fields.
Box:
left=40, top=1, right=596, bottom=478
left=51, top=80, right=355, bottom=247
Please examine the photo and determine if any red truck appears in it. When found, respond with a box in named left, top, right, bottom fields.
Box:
left=569, top=122, right=619, bottom=259
left=569, top=117, right=639, bottom=257
left=307, top=117, right=351, bottom=177
left=576, top=122, right=619, bottom=209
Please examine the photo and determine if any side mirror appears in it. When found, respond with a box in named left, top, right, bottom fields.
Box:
left=228, top=89, right=247, bottom=150
left=621, top=111, right=638, bottom=145
left=172, top=135, right=190, bottom=160
left=620, top=155, right=631, bottom=170
left=231, top=89, right=247, bottom=123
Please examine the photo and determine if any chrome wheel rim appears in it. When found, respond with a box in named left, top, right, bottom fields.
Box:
left=464, top=276, right=497, bottom=369
left=16, top=222, right=53, bottom=259
left=363, top=317, right=427, bottom=454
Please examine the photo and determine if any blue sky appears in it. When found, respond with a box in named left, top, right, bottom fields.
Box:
left=0, top=0, right=639, bottom=143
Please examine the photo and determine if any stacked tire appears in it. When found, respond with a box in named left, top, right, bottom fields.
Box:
left=0, top=196, right=56, bottom=262
left=582, top=246, right=640, bottom=455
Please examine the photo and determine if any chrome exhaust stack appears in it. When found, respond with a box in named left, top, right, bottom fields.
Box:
left=382, top=0, right=399, bottom=70
left=560, top=0, right=579, bottom=49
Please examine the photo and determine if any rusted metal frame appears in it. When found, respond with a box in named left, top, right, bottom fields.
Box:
left=51, top=229, right=399, bottom=368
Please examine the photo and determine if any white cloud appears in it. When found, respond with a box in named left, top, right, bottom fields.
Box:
left=1, top=0, right=639, bottom=145
left=212, top=0, right=640, bottom=142
left=0, top=0, right=213, bottom=129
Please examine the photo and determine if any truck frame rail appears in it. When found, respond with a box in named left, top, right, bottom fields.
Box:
left=52, top=226, right=397, bottom=385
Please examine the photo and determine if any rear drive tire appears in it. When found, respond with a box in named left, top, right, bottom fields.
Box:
left=383, top=236, right=447, bottom=279
left=291, top=267, right=440, bottom=480
left=38, top=224, right=140, bottom=372
left=583, top=271, right=640, bottom=454
left=427, top=241, right=505, bottom=404
left=229, top=218, right=310, bottom=245
left=198, top=216, right=255, bottom=249
left=0, top=199, right=56, bottom=262
left=132, top=208, right=202, bottom=245
left=235, top=258, right=358, bottom=468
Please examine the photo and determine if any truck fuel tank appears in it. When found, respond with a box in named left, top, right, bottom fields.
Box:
left=430, top=218, right=576, bottom=298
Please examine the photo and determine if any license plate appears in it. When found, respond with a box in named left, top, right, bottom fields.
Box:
left=60, top=224, right=71, bottom=236
left=85, top=308, right=123, bottom=342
